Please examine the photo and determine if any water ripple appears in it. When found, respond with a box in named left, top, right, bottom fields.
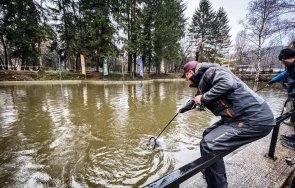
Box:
left=0, top=84, right=288, bottom=187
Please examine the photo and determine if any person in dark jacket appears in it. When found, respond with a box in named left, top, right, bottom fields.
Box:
left=268, top=48, right=295, bottom=96
left=180, top=61, right=275, bottom=188
left=268, top=48, right=295, bottom=150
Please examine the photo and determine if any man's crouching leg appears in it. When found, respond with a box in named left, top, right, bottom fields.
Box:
left=200, top=123, right=229, bottom=188
left=200, top=143, right=227, bottom=188
left=200, top=121, right=273, bottom=188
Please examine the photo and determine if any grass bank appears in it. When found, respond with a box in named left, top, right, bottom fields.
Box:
left=0, top=70, right=183, bottom=81
left=0, top=70, right=278, bottom=82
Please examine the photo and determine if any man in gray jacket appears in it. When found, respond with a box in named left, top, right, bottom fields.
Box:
left=180, top=61, right=275, bottom=188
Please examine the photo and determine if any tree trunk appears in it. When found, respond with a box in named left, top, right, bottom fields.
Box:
left=133, top=53, right=136, bottom=79
left=148, top=52, right=151, bottom=73
left=1, top=36, right=9, bottom=70
left=255, top=41, right=262, bottom=82
left=128, top=53, right=132, bottom=73
left=76, top=53, right=80, bottom=72
left=0, top=56, right=4, bottom=69
left=127, top=2, right=132, bottom=73
left=38, top=42, right=43, bottom=70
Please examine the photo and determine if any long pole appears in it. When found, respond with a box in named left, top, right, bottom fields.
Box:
left=154, top=113, right=179, bottom=141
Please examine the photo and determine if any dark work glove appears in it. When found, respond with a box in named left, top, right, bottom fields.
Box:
left=288, top=81, right=295, bottom=87
left=282, top=81, right=295, bottom=88
left=179, top=99, right=196, bottom=113
left=282, top=82, right=289, bottom=88
left=189, top=83, right=198, bottom=88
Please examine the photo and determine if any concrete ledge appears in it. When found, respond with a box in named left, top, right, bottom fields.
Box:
left=0, top=80, right=82, bottom=85
left=153, top=78, right=184, bottom=82
left=0, top=79, right=185, bottom=86
left=83, top=80, right=154, bottom=85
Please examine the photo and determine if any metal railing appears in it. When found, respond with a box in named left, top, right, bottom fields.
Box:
left=266, top=108, right=295, bottom=159
left=143, top=149, right=235, bottom=188
left=143, top=108, right=295, bottom=188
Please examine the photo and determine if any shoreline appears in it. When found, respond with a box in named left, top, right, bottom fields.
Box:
left=0, top=79, right=185, bottom=86
left=0, top=70, right=278, bottom=83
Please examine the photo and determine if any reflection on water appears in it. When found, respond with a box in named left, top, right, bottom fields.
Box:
left=0, top=82, right=287, bottom=187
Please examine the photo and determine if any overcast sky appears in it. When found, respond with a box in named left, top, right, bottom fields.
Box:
left=184, top=0, right=252, bottom=42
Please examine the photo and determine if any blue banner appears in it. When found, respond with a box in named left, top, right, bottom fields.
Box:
left=103, top=57, right=108, bottom=76
left=137, top=57, right=144, bottom=77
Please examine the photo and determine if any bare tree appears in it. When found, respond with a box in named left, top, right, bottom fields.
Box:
left=180, top=32, right=196, bottom=68
left=276, top=0, right=295, bottom=31
left=242, top=0, right=279, bottom=82
left=261, top=47, right=277, bottom=72
left=234, top=30, right=253, bottom=73
left=235, top=31, right=250, bottom=61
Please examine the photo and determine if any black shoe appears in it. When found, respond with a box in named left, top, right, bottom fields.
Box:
left=281, top=134, right=295, bottom=142
left=281, top=140, right=295, bottom=150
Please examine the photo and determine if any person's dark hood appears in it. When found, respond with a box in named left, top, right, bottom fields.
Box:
left=189, top=63, right=216, bottom=88
left=285, top=60, right=295, bottom=70
left=278, top=48, right=295, bottom=61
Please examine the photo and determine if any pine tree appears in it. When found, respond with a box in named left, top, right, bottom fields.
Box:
left=189, top=0, right=231, bottom=63
left=0, top=0, right=53, bottom=69
left=154, top=0, right=186, bottom=73
left=189, top=0, right=215, bottom=62
left=139, top=0, right=158, bottom=73
left=48, top=0, right=78, bottom=70
left=79, top=0, right=117, bottom=71
left=209, top=7, right=231, bottom=62
left=114, top=0, right=142, bottom=76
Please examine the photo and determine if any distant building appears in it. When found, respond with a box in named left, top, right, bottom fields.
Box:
left=227, top=46, right=285, bottom=73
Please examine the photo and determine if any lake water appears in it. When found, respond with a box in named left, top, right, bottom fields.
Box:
left=0, top=82, right=287, bottom=187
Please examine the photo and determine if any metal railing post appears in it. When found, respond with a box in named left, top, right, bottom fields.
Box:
left=266, top=108, right=295, bottom=159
